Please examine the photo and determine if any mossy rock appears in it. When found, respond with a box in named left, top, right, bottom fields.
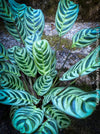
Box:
left=42, top=34, right=73, bottom=50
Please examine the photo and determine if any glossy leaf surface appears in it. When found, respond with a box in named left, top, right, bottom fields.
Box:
left=0, top=43, right=8, bottom=61
left=55, top=0, right=79, bottom=36
left=9, top=0, right=45, bottom=37
left=52, top=87, right=100, bottom=118
left=35, top=118, right=58, bottom=134
left=0, top=73, right=24, bottom=90
left=14, top=47, right=37, bottom=77
left=60, top=46, right=100, bottom=81
left=11, top=105, right=44, bottom=133
left=72, top=27, right=100, bottom=48
left=43, top=104, right=71, bottom=128
left=25, top=33, right=40, bottom=58
left=0, top=62, right=20, bottom=76
left=0, top=89, right=34, bottom=106
left=33, top=75, right=53, bottom=96
left=33, top=40, right=52, bottom=75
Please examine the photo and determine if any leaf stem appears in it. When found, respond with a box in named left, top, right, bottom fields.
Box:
left=14, top=20, right=24, bottom=47
left=21, top=73, right=29, bottom=92
left=28, top=77, right=38, bottom=98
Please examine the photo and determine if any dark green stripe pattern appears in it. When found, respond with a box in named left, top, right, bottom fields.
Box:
left=52, top=87, right=100, bottom=119
left=0, top=89, right=34, bottom=106
left=8, top=0, right=26, bottom=16
left=72, top=27, right=100, bottom=48
left=55, top=0, right=79, bottom=36
left=33, top=40, right=52, bottom=75
left=14, top=47, right=37, bottom=77
left=0, top=62, right=20, bottom=76
left=43, top=87, right=65, bottom=106
left=33, top=75, right=53, bottom=96
left=0, top=43, right=8, bottom=61
left=43, top=104, right=71, bottom=129
left=0, top=0, right=14, bottom=22
left=0, top=73, right=24, bottom=90
left=60, top=46, right=100, bottom=81
left=10, top=105, right=44, bottom=133
left=25, top=33, right=40, bottom=59
left=50, top=50, right=57, bottom=79
left=5, top=17, right=26, bottom=43
left=8, top=46, right=17, bottom=64
left=35, top=118, right=58, bottom=134
left=9, top=0, right=45, bottom=37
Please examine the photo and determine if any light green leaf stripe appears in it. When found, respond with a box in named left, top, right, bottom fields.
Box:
left=0, top=89, right=34, bottom=106
left=72, top=27, right=100, bottom=48
left=33, top=39, right=52, bottom=75
left=9, top=0, right=45, bottom=37
left=55, top=0, right=79, bottom=36
left=8, top=46, right=18, bottom=65
left=5, top=16, right=26, bottom=43
left=0, top=43, right=8, bottom=61
left=0, top=62, right=20, bottom=76
left=43, top=87, right=65, bottom=106
left=50, top=50, right=57, bottom=79
left=0, top=73, right=24, bottom=90
left=22, top=7, right=45, bottom=37
left=0, top=0, right=14, bottom=22
left=8, top=0, right=26, bottom=16
left=33, top=75, right=53, bottom=96
left=35, top=118, right=58, bottom=134
left=43, top=104, right=71, bottom=129
left=25, top=33, right=40, bottom=58
left=60, top=46, right=100, bottom=81
left=11, top=105, right=44, bottom=133
left=14, top=47, right=37, bottom=77
left=52, top=87, right=100, bottom=119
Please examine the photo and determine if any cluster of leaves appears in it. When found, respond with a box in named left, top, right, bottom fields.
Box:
left=0, top=0, right=100, bottom=133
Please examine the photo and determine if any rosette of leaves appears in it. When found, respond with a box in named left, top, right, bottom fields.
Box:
left=0, top=0, right=100, bottom=134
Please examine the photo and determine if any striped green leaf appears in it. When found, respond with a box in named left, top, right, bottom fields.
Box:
left=0, top=73, right=24, bottom=90
left=55, top=0, right=79, bottom=36
left=8, top=46, right=18, bottom=65
left=60, top=46, right=100, bottom=81
left=0, top=89, right=34, bottom=106
left=0, top=0, right=26, bottom=43
left=43, top=104, right=71, bottom=129
left=9, top=0, right=45, bottom=37
left=35, top=118, right=58, bottom=134
left=0, top=43, right=8, bottom=61
left=14, top=47, right=37, bottom=77
left=0, top=62, right=20, bottom=76
left=0, top=0, right=14, bottom=22
left=50, top=50, right=57, bottom=79
left=43, top=93, right=52, bottom=106
left=43, top=87, right=64, bottom=106
left=10, top=105, right=44, bottom=133
left=52, top=87, right=100, bottom=119
left=25, top=33, right=40, bottom=59
left=8, top=0, right=26, bottom=16
left=5, top=17, right=26, bottom=43
left=72, top=27, right=100, bottom=48
left=33, top=39, right=52, bottom=75
left=33, top=75, right=53, bottom=96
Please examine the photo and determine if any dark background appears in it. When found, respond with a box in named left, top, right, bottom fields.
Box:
left=15, top=0, right=100, bottom=22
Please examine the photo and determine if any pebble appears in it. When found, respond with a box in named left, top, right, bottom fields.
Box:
left=44, top=22, right=100, bottom=40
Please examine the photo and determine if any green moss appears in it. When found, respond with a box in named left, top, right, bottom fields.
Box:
left=42, top=34, right=75, bottom=50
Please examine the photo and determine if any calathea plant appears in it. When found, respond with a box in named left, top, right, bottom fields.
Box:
left=0, top=0, right=100, bottom=133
